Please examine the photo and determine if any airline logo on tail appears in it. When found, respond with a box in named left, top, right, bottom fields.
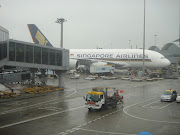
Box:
left=35, top=30, right=48, bottom=45
left=27, top=24, right=53, bottom=47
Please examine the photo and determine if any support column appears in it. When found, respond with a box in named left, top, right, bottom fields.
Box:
left=30, top=68, right=38, bottom=84
left=55, top=70, right=66, bottom=88
left=41, top=69, right=46, bottom=85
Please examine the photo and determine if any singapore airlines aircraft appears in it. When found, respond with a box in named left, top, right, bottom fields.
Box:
left=27, top=24, right=171, bottom=69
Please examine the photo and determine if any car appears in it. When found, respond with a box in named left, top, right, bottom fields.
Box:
left=70, top=76, right=79, bottom=79
left=176, top=94, right=180, bottom=103
left=70, top=74, right=80, bottom=79
left=85, top=77, right=96, bottom=80
left=160, top=90, right=177, bottom=102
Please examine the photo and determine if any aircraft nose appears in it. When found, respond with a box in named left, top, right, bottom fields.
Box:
left=165, top=59, right=171, bottom=67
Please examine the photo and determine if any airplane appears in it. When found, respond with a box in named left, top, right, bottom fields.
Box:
left=27, top=24, right=53, bottom=47
left=27, top=24, right=171, bottom=70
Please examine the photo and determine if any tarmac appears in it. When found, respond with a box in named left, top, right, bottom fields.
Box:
left=0, top=74, right=180, bottom=135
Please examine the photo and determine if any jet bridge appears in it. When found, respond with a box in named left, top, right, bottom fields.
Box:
left=0, top=39, right=69, bottom=88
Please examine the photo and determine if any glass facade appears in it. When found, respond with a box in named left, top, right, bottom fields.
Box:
left=57, top=50, right=62, bottom=66
left=6, top=41, right=63, bottom=66
left=9, top=42, right=15, bottom=61
left=0, top=27, right=68, bottom=72
left=50, top=49, right=55, bottom=65
left=0, top=42, right=7, bottom=60
left=34, top=46, right=41, bottom=64
left=16, top=43, right=25, bottom=62
left=26, top=45, right=33, bottom=63
left=42, top=48, right=49, bottom=65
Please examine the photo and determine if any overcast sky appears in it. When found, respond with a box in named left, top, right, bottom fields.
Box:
left=0, top=0, right=179, bottom=49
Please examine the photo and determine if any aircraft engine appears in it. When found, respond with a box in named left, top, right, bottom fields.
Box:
left=92, top=62, right=108, bottom=66
left=69, top=59, right=79, bottom=70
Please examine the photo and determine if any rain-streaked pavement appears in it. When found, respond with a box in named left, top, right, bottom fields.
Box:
left=0, top=75, right=180, bottom=135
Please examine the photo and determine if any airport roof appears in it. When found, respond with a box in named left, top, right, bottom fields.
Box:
left=148, top=46, right=161, bottom=53
left=161, top=43, right=179, bottom=51
left=148, top=40, right=180, bottom=64
left=173, top=39, right=180, bottom=42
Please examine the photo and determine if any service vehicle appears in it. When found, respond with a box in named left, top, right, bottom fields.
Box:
left=84, top=76, right=96, bottom=80
left=160, top=89, right=177, bottom=102
left=84, top=87, right=123, bottom=111
left=90, top=65, right=114, bottom=75
left=70, top=74, right=80, bottom=79
left=101, top=76, right=117, bottom=80
left=176, top=94, right=180, bottom=103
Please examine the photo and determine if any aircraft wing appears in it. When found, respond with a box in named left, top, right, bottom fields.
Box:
left=105, top=61, right=128, bottom=67
left=71, top=58, right=96, bottom=65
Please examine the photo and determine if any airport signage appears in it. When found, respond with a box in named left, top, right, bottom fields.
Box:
left=76, top=53, right=148, bottom=59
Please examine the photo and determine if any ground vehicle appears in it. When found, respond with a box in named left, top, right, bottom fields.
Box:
left=160, top=90, right=177, bottom=102
left=90, top=65, right=114, bottom=75
left=70, top=74, right=80, bottom=79
left=176, top=94, right=180, bottom=103
left=84, top=87, right=123, bottom=111
left=149, top=72, right=162, bottom=78
left=84, top=76, right=96, bottom=80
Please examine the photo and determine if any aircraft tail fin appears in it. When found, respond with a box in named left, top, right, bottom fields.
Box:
left=27, top=24, right=53, bottom=47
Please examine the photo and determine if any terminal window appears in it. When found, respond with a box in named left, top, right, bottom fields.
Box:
left=42, top=48, right=49, bottom=65
left=50, top=49, right=55, bottom=65
left=34, top=46, right=41, bottom=64
left=56, top=50, right=62, bottom=66
left=26, top=45, right=33, bottom=63
left=0, top=42, right=7, bottom=60
left=9, top=42, right=15, bottom=61
left=16, top=43, right=25, bottom=62
left=3, top=43, right=7, bottom=59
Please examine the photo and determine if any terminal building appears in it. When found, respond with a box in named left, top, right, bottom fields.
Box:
left=149, top=39, right=180, bottom=72
left=0, top=26, right=69, bottom=88
left=149, top=39, right=180, bottom=65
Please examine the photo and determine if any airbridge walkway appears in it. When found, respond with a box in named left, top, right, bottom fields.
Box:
left=0, top=38, right=69, bottom=88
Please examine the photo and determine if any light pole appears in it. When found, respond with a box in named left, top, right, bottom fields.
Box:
left=142, top=0, right=146, bottom=76
left=129, top=40, right=131, bottom=49
left=179, top=0, right=180, bottom=47
left=154, top=35, right=157, bottom=47
left=55, top=18, right=67, bottom=48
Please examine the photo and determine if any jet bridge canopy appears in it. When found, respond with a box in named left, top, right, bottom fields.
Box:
left=0, top=39, right=69, bottom=88
left=0, top=39, right=69, bottom=70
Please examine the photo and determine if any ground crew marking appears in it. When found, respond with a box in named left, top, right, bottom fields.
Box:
left=0, top=105, right=85, bottom=129
left=0, top=88, right=77, bottom=115
left=123, top=97, right=180, bottom=124
left=55, top=108, right=123, bottom=135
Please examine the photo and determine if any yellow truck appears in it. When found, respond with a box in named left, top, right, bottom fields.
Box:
left=84, top=87, right=123, bottom=111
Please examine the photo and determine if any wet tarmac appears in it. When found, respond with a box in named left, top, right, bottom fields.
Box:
left=0, top=75, right=180, bottom=135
